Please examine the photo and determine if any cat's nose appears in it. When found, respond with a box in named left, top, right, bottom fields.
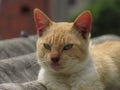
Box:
left=51, top=56, right=60, bottom=63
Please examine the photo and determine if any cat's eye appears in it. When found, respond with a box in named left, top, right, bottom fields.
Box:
left=44, top=43, right=51, bottom=50
left=63, top=44, right=73, bottom=50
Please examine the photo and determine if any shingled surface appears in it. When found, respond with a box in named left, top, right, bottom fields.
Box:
left=0, top=35, right=37, bottom=59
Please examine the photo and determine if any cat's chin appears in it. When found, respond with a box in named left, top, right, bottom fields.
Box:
left=51, top=63, right=64, bottom=71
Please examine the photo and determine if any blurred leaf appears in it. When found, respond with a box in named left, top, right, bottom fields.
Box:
left=70, top=0, right=120, bottom=37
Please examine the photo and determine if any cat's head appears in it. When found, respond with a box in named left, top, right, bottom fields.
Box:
left=33, top=8, right=92, bottom=74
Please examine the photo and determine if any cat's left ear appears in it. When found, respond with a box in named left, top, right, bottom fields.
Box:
left=33, top=8, right=52, bottom=36
left=73, top=11, right=92, bottom=39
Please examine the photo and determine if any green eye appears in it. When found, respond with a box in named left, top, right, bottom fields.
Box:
left=63, top=44, right=73, bottom=50
left=44, top=43, right=51, bottom=50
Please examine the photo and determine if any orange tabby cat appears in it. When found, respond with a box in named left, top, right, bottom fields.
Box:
left=33, top=8, right=120, bottom=90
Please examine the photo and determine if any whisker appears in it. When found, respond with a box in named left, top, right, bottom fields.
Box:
left=37, top=58, right=50, bottom=68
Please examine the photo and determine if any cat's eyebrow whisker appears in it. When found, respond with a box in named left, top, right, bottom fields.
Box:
left=39, top=60, right=48, bottom=63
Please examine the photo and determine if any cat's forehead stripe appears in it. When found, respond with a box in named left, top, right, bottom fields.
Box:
left=46, top=30, right=70, bottom=45
left=50, top=23, right=73, bottom=32
left=46, top=23, right=73, bottom=45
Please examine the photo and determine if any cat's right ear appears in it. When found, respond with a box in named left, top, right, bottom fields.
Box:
left=33, top=8, right=52, bottom=36
left=73, top=11, right=92, bottom=39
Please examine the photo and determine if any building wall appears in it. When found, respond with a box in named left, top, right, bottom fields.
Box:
left=0, top=0, right=52, bottom=39
left=0, top=0, right=92, bottom=39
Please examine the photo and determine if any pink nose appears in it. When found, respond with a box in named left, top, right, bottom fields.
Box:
left=51, top=56, right=60, bottom=63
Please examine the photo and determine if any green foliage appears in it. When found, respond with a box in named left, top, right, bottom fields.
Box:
left=70, top=0, right=120, bottom=37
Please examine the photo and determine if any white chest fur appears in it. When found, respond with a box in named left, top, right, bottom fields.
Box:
left=38, top=58, right=104, bottom=90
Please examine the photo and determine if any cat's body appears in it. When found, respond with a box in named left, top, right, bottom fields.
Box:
left=33, top=8, right=120, bottom=90
left=91, top=41, right=120, bottom=90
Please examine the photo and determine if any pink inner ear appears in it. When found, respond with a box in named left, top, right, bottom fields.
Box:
left=34, top=9, right=50, bottom=36
left=74, top=11, right=92, bottom=39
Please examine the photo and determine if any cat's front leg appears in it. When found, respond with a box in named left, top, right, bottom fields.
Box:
left=45, top=82, right=69, bottom=90
left=71, top=80, right=104, bottom=90
left=47, top=86, right=69, bottom=90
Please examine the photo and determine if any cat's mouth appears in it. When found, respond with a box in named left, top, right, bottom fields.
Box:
left=51, top=63, right=64, bottom=71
